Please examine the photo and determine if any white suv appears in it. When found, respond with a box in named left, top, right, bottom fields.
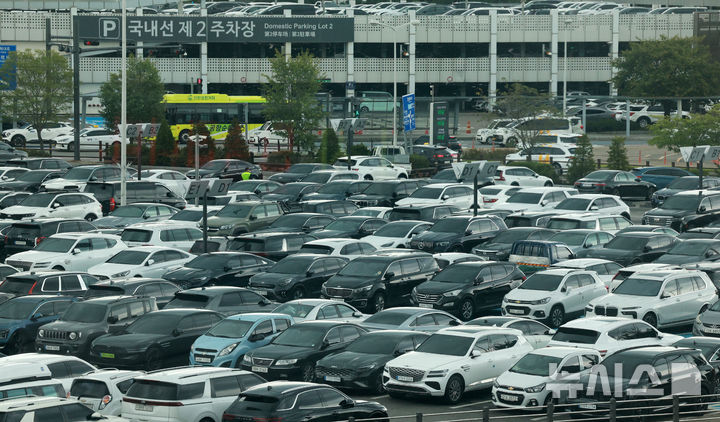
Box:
left=6, top=233, right=126, bottom=272
left=0, top=353, right=96, bottom=392
left=383, top=327, right=533, bottom=404
left=545, top=213, right=633, bottom=235
left=0, top=396, right=125, bottom=421
left=53, top=127, right=123, bottom=152
left=333, top=156, right=409, bottom=180
left=494, top=187, right=575, bottom=213
left=505, top=144, right=576, bottom=175
left=1, top=122, right=72, bottom=147
left=585, top=269, right=717, bottom=329
left=396, top=183, right=477, bottom=209
left=69, top=369, right=144, bottom=416
left=552, top=194, right=631, bottom=218
left=0, top=362, right=66, bottom=400
left=88, top=246, right=193, bottom=280
left=122, top=367, right=266, bottom=422
left=120, top=222, right=202, bottom=251
left=0, top=192, right=102, bottom=221
left=502, top=269, right=607, bottom=328
left=494, top=166, right=554, bottom=187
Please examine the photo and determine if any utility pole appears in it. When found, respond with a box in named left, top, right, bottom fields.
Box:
left=72, top=20, right=80, bottom=162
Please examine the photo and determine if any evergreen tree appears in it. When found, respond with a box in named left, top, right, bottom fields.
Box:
left=154, top=119, right=175, bottom=166
left=606, top=136, right=630, bottom=171
left=224, top=121, right=250, bottom=160
left=318, top=128, right=340, bottom=164
left=567, top=135, right=595, bottom=184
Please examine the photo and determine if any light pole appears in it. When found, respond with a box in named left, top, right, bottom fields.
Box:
left=120, top=0, right=128, bottom=205
left=369, top=19, right=418, bottom=146
left=562, top=19, right=572, bottom=118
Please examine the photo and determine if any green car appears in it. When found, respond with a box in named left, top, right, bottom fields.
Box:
left=207, top=201, right=284, bottom=236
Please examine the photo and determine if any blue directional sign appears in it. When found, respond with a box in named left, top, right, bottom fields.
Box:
left=0, top=45, right=16, bottom=90
left=402, top=93, right=416, bottom=132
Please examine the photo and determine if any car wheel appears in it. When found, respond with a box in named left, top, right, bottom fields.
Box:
left=11, top=135, right=25, bottom=148
left=370, top=411, right=389, bottom=422
left=145, top=347, right=162, bottom=371
left=360, top=106, right=370, bottom=112
left=52, top=266, right=64, bottom=271
left=549, top=305, right=564, bottom=328
left=290, top=287, right=305, bottom=300
left=301, top=363, right=315, bottom=382
left=544, top=180, right=553, bottom=187
left=646, top=187, right=655, bottom=201
left=364, top=175, right=373, bottom=181
left=178, top=129, right=190, bottom=143
left=4, top=332, right=26, bottom=355
left=370, top=292, right=386, bottom=313
left=371, top=371, right=386, bottom=395
left=444, top=375, right=465, bottom=404
left=638, top=117, right=651, bottom=129
left=459, top=299, right=475, bottom=321
left=67, top=142, right=75, bottom=152
left=552, top=163, right=563, bottom=175
left=84, top=214, right=97, bottom=222
left=397, top=173, right=407, bottom=179
left=642, top=312, right=658, bottom=328
left=511, top=182, right=519, bottom=186
left=506, top=137, right=517, bottom=148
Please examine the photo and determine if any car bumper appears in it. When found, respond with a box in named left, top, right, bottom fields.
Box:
left=316, top=368, right=379, bottom=391
left=384, top=376, right=447, bottom=397
left=36, top=340, right=87, bottom=356
left=88, top=350, right=146, bottom=368
left=241, top=363, right=305, bottom=381
left=414, top=297, right=461, bottom=314
left=251, top=286, right=291, bottom=302
left=189, top=352, right=236, bottom=368
left=693, top=323, right=720, bottom=337
left=584, top=308, right=639, bottom=320
left=408, top=242, right=452, bottom=253
left=501, top=303, right=551, bottom=320
left=492, top=387, right=549, bottom=408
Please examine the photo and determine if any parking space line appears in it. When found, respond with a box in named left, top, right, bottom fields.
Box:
left=449, top=400, right=491, bottom=409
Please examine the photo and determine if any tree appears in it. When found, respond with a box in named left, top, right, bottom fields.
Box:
left=612, top=36, right=720, bottom=115
left=0, top=49, right=72, bottom=150
left=154, top=119, right=176, bottom=166
left=494, top=83, right=555, bottom=148
left=567, top=135, right=595, bottom=184
left=318, top=128, right=340, bottom=164
left=99, top=57, right=165, bottom=129
left=224, top=121, right=250, bottom=160
left=606, top=136, right=630, bottom=171
left=262, top=50, right=325, bottom=152
left=648, top=105, right=720, bottom=153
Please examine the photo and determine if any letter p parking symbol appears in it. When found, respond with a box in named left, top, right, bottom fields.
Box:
left=99, top=18, right=120, bottom=39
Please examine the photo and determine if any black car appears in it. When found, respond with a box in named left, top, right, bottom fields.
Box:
left=504, top=211, right=560, bottom=228
left=189, top=236, right=231, bottom=254
left=248, top=254, right=348, bottom=302
left=643, top=190, right=720, bottom=232
left=227, top=232, right=317, bottom=261
left=680, top=227, right=720, bottom=239
left=164, top=286, right=276, bottom=316
left=653, top=239, right=720, bottom=265
left=259, top=213, right=336, bottom=234
left=163, top=252, right=275, bottom=289
left=410, top=145, right=453, bottom=168
left=652, top=176, right=720, bottom=206
left=223, top=381, right=388, bottom=422
left=84, top=278, right=180, bottom=308
left=0, top=169, right=65, bottom=192
left=229, top=180, right=282, bottom=196
left=302, top=180, right=372, bottom=201
left=322, top=251, right=439, bottom=313
left=241, top=321, right=368, bottom=382
left=262, top=182, right=322, bottom=209
left=7, top=158, right=72, bottom=170
left=472, top=227, right=556, bottom=261
left=674, top=337, right=720, bottom=369
left=84, top=181, right=187, bottom=215
left=311, top=216, right=387, bottom=239
left=349, top=180, right=425, bottom=207
left=3, top=219, right=96, bottom=257
left=578, top=232, right=677, bottom=266
left=573, top=170, right=656, bottom=199
left=388, top=204, right=461, bottom=223
left=409, top=215, right=507, bottom=253
left=300, top=200, right=359, bottom=216
left=89, top=308, right=224, bottom=370
left=316, top=330, right=429, bottom=393
left=268, top=163, right=335, bottom=183
left=186, top=159, right=263, bottom=180
left=412, top=261, right=526, bottom=320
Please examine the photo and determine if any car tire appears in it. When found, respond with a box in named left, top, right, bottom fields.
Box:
left=370, top=292, right=386, bottom=313
left=178, top=129, right=190, bottom=143
left=444, top=375, right=465, bottom=404
left=145, top=347, right=163, bottom=371
left=549, top=305, right=565, bottom=328
left=4, top=331, right=27, bottom=355
left=646, top=187, right=655, bottom=201
left=67, top=142, right=75, bottom=152
left=642, top=312, right=658, bottom=328
left=11, top=135, right=25, bottom=148
left=289, top=287, right=305, bottom=300
left=52, top=266, right=64, bottom=271
left=371, top=371, right=386, bottom=395
left=364, top=175, right=373, bottom=181
left=301, top=363, right=315, bottom=382
left=459, top=299, right=475, bottom=321
left=638, top=117, right=651, bottom=129
left=552, top=163, right=563, bottom=175
left=84, top=214, right=97, bottom=222
left=360, top=106, right=370, bottom=112
left=506, top=137, right=517, bottom=148
left=544, top=180, right=553, bottom=187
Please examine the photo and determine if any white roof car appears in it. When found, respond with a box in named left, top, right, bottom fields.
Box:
left=505, top=144, right=576, bottom=174
left=550, top=258, right=623, bottom=288
left=552, top=194, right=630, bottom=218
left=610, top=263, right=680, bottom=291
left=586, top=269, right=717, bottom=329
left=351, top=206, right=393, bottom=219
left=0, top=192, right=103, bottom=222
left=300, top=169, right=360, bottom=184
left=333, top=156, right=409, bottom=181
left=464, top=316, right=554, bottom=349
left=5, top=233, right=126, bottom=272
left=545, top=213, right=633, bottom=235
left=0, top=396, right=126, bottom=421
left=271, top=299, right=367, bottom=323
left=494, top=187, right=575, bottom=213
left=41, top=165, right=123, bottom=192
left=396, top=183, right=478, bottom=210
left=478, top=186, right=521, bottom=207
left=0, top=362, right=67, bottom=401
left=493, top=166, right=554, bottom=188
left=0, top=353, right=96, bottom=392
left=298, top=238, right=377, bottom=259
left=0, top=167, right=29, bottom=181
left=53, top=127, right=124, bottom=151
left=1, top=122, right=72, bottom=145
left=362, top=220, right=432, bottom=249
left=88, top=246, right=194, bottom=280
left=122, top=367, right=266, bottom=422
left=120, top=221, right=202, bottom=251
left=69, top=369, right=144, bottom=416
left=432, top=252, right=484, bottom=269
left=139, top=169, right=192, bottom=197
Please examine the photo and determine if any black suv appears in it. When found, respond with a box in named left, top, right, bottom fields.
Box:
left=164, top=286, right=276, bottom=316
left=409, top=215, right=508, bottom=253
left=643, top=190, right=720, bottom=232
left=300, top=200, right=359, bottom=216
left=36, top=295, right=157, bottom=358
left=472, top=227, right=557, bottom=261
left=322, top=250, right=439, bottom=313
left=84, top=278, right=180, bottom=309
left=227, top=232, right=317, bottom=261
left=186, top=159, right=263, bottom=180
left=579, top=232, right=677, bottom=266
left=3, top=219, right=96, bottom=257
left=413, top=261, right=526, bottom=320
left=163, top=252, right=275, bottom=289
left=349, top=180, right=426, bottom=207
left=0, top=271, right=99, bottom=304
left=0, top=169, right=65, bottom=192
left=410, top=145, right=453, bottom=168
left=388, top=204, right=460, bottom=223
left=268, top=163, right=334, bottom=183
left=7, top=158, right=72, bottom=170
left=84, top=181, right=187, bottom=215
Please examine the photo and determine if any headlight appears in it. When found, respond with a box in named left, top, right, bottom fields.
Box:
left=503, top=296, right=509, bottom=303
left=278, top=278, right=294, bottom=286
left=321, top=284, right=328, bottom=294
left=436, top=241, right=450, bottom=247
left=218, top=343, right=239, bottom=357
left=427, top=369, right=448, bottom=378
left=112, top=271, right=130, bottom=278
left=219, top=224, right=233, bottom=230
left=275, top=359, right=298, bottom=366
left=622, top=306, right=640, bottom=311
left=381, top=242, right=393, bottom=247
left=68, top=332, right=79, bottom=340
left=353, top=285, right=373, bottom=293
left=493, top=380, right=499, bottom=388
left=411, top=287, right=418, bottom=299
left=525, top=383, right=546, bottom=393
left=530, top=297, right=551, bottom=305
left=196, top=276, right=209, bottom=282
left=443, top=289, right=461, bottom=297
left=243, top=355, right=252, bottom=363
left=357, top=363, right=377, bottom=371
left=98, top=394, right=112, bottom=410
left=696, top=314, right=703, bottom=324
left=33, top=262, right=50, bottom=268
left=38, top=329, right=44, bottom=338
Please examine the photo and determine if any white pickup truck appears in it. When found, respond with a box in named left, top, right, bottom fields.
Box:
left=246, top=121, right=288, bottom=145
left=372, top=145, right=412, bottom=171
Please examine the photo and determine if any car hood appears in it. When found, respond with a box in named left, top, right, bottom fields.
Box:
left=94, top=216, right=143, bottom=228
left=0, top=318, right=23, bottom=329
left=362, top=235, right=402, bottom=248
left=417, top=281, right=468, bottom=295
left=207, top=216, right=238, bottom=227
left=250, top=344, right=314, bottom=360
left=582, top=248, right=632, bottom=263
left=7, top=250, right=65, bottom=262
left=387, top=351, right=466, bottom=371
left=351, top=194, right=388, bottom=201
left=250, top=272, right=299, bottom=287
left=496, top=370, right=549, bottom=388
left=2, top=205, right=41, bottom=215
left=41, top=320, right=101, bottom=332
left=656, top=188, right=683, bottom=197
left=318, top=351, right=387, bottom=369
left=42, top=179, right=85, bottom=189
left=194, top=334, right=248, bottom=352
left=505, top=289, right=556, bottom=302
left=262, top=194, right=294, bottom=202
left=395, top=198, right=441, bottom=207
left=302, top=193, right=344, bottom=201
left=496, top=203, right=544, bottom=212
left=699, top=310, right=720, bottom=326
left=269, top=173, right=304, bottom=183
left=474, top=243, right=510, bottom=252
left=588, top=293, right=653, bottom=309
left=93, top=333, right=160, bottom=349
left=88, top=263, right=138, bottom=276
left=0, top=181, right=34, bottom=191
left=413, top=231, right=459, bottom=243
left=644, top=208, right=691, bottom=218
left=164, top=267, right=214, bottom=281
left=312, top=229, right=353, bottom=239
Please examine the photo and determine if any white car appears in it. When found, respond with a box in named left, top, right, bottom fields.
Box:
left=0, top=166, right=29, bottom=181
left=0, top=353, right=96, bottom=392
left=0, top=396, right=126, bottom=422
left=0, top=192, right=103, bottom=221
left=88, top=246, right=194, bottom=280
left=610, top=263, right=680, bottom=292
left=475, top=118, right=514, bottom=144
left=120, top=222, right=203, bottom=251
left=298, top=238, right=377, bottom=259
left=552, top=194, right=631, bottom=218
left=166, top=205, right=223, bottom=225
left=1, top=122, right=72, bottom=147
left=383, top=327, right=534, bottom=404
left=478, top=186, right=521, bottom=207
left=492, top=347, right=601, bottom=409
left=300, top=170, right=361, bottom=184
left=505, top=144, right=576, bottom=175
left=0, top=362, right=67, bottom=401
left=41, top=165, right=122, bottom=191
left=547, top=317, right=683, bottom=358
left=502, top=269, right=608, bottom=328
left=464, top=316, right=554, bottom=349
left=122, top=367, right=266, bottom=422
left=351, top=206, right=393, bottom=219
left=614, top=103, right=691, bottom=129
left=395, top=183, right=478, bottom=209
left=139, top=169, right=192, bottom=198
left=433, top=252, right=484, bottom=269
left=545, top=213, right=633, bottom=235
left=69, top=369, right=144, bottom=416
left=494, top=166, right=554, bottom=187
left=362, top=221, right=432, bottom=249
left=53, top=127, right=123, bottom=151
left=247, top=121, right=288, bottom=145
left=333, top=156, right=409, bottom=180
left=5, top=233, right=126, bottom=272
left=271, top=299, right=368, bottom=323
left=585, top=269, right=717, bottom=329
left=494, top=187, right=575, bottom=213
left=550, top=258, right=623, bottom=288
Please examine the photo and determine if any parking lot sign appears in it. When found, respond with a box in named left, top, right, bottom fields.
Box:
left=0, top=45, right=17, bottom=90
left=402, top=94, right=416, bottom=132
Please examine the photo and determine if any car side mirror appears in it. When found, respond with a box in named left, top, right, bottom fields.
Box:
left=353, top=311, right=363, bottom=318
left=473, top=277, right=483, bottom=286
left=30, top=313, right=43, bottom=321
left=143, top=214, right=150, bottom=219
left=249, top=215, right=257, bottom=221
left=107, top=316, right=119, bottom=324
left=533, top=174, right=539, bottom=178
left=643, top=246, right=651, bottom=252
left=320, top=340, right=330, bottom=350
left=661, top=293, right=670, bottom=299
left=560, top=286, right=567, bottom=293
left=146, top=259, right=155, bottom=266
left=172, top=328, right=183, bottom=337
left=72, top=248, right=81, bottom=255
left=540, top=200, right=548, bottom=207
left=89, top=176, right=98, bottom=182
left=89, top=412, right=104, bottom=421
left=465, top=230, right=473, bottom=236
left=301, top=225, right=311, bottom=232
left=449, top=319, right=460, bottom=326
left=589, top=205, right=599, bottom=211
left=249, top=333, right=265, bottom=342
left=166, top=192, right=174, bottom=198
left=442, top=195, right=450, bottom=200
left=699, top=206, right=707, bottom=213
left=392, top=192, right=398, bottom=198
left=384, top=271, right=395, bottom=280
left=254, top=189, right=262, bottom=195
left=470, top=349, right=482, bottom=358
left=306, top=270, right=315, bottom=277
left=340, top=399, right=354, bottom=409
left=52, top=202, right=61, bottom=208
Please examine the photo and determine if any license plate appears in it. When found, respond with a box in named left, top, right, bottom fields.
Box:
left=705, top=327, right=720, bottom=334
left=325, top=376, right=341, bottom=383
left=252, top=366, right=269, bottom=373
left=508, top=309, right=524, bottom=315
left=397, top=375, right=414, bottom=382
left=419, top=303, right=433, bottom=309
left=14, top=240, right=26, bottom=245
left=579, top=404, right=597, bottom=410
left=254, top=289, right=268, bottom=296
left=135, top=404, right=153, bottom=412
left=500, top=394, right=519, bottom=402
left=100, top=352, right=115, bottom=359
left=45, top=345, right=60, bottom=351
left=195, top=357, right=211, bottom=363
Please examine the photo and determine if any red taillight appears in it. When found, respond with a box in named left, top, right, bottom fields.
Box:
left=599, top=350, right=607, bottom=357
left=574, top=182, right=580, bottom=187
left=28, top=281, right=37, bottom=294
left=109, top=197, right=116, bottom=212
left=496, top=171, right=505, bottom=181
left=521, top=276, right=526, bottom=281
left=35, top=236, right=46, bottom=246
left=594, top=183, right=606, bottom=188
left=122, top=397, right=183, bottom=407
left=434, top=154, right=444, bottom=158
left=483, top=198, right=498, bottom=203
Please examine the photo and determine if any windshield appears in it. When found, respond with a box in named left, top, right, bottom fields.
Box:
left=302, top=173, right=331, bottom=183
left=270, top=184, right=305, bottom=195
left=430, top=218, right=467, bottom=233
left=0, top=277, right=33, bottom=294
left=506, top=193, right=542, bottom=204
left=170, top=210, right=202, bottom=221
left=270, top=257, right=311, bottom=274
left=316, top=182, right=351, bottom=194
left=270, top=214, right=310, bottom=228
left=337, top=259, right=387, bottom=277
left=217, top=204, right=253, bottom=218
left=548, top=232, right=587, bottom=246
left=665, top=241, right=707, bottom=256
left=106, top=250, right=149, bottom=265
left=62, top=167, right=93, bottom=181
left=345, top=334, right=402, bottom=354
left=416, top=334, right=472, bottom=356
left=186, top=254, right=231, bottom=270
left=201, top=161, right=227, bottom=171
left=272, top=326, right=326, bottom=348
left=110, top=206, right=145, bottom=218
left=600, top=353, right=652, bottom=380
left=492, top=230, right=534, bottom=244
left=166, top=294, right=209, bottom=309
left=120, top=229, right=152, bottom=243
left=582, top=171, right=614, bottom=181
left=667, top=177, right=699, bottom=189
left=16, top=171, right=51, bottom=182
left=372, top=222, right=416, bottom=238
left=661, top=195, right=700, bottom=211
left=34, top=237, right=76, bottom=253
left=206, top=319, right=254, bottom=338
left=604, top=236, right=648, bottom=250
left=361, top=183, right=396, bottom=196
left=555, top=198, right=591, bottom=211
left=613, top=277, right=662, bottom=297
left=323, top=219, right=362, bottom=231
left=18, top=193, right=54, bottom=207
left=432, top=264, right=481, bottom=284
left=273, top=303, right=314, bottom=318
left=410, top=187, right=443, bottom=199
left=60, top=303, right=106, bottom=323
left=519, top=273, right=563, bottom=291
left=0, top=300, right=36, bottom=319
left=364, top=311, right=412, bottom=326
left=127, top=313, right=180, bottom=334
left=510, top=354, right=563, bottom=376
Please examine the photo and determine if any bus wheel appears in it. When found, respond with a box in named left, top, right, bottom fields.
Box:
left=178, top=130, right=190, bottom=143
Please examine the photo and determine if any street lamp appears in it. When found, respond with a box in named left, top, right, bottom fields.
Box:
left=369, top=19, right=419, bottom=146
left=120, top=0, right=128, bottom=205
left=562, top=18, right=572, bottom=117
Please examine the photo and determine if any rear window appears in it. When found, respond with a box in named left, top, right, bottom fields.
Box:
left=227, top=238, right=282, bottom=252
left=7, top=224, right=41, bottom=239
left=84, top=285, right=125, bottom=299
left=226, top=394, right=279, bottom=414
left=121, top=229, right=152, bottom=243
left=190, top=241, right=222, bottom=254
left=165, top=293, right=210, bottom=309
left=388, top=209, right=422, bottom=221
left=84, top=183, right=114, bottom=199
left=511, top=242, right=549, bottom=257
left=0, top=277, right=34, bottom=294
left=126, top=380, right=205, bottom=401
left=70, top=379, right=110, bottom=399
left=298, top=245, right=333, bottom=254
left=552, top=327, right=600, bottom=345
left=364, top=312, right=412, bottom=326
left=504, top=217, right=531, bottom=228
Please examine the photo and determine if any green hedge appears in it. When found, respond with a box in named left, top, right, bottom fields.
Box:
left=461, top=148, right=514, bottom=162
left=410, top=154, right=430, bottom=169
left=584, top=118, right=645, bottom=133
left=267, top=151, right=315, bottom=164
left=506, top=161, right=560, bottom=183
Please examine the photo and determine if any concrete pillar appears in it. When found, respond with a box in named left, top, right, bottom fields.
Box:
left=489, top=10, right=497, bottom=107
left=346, top=10, right=355, bottom=98
left=284, top=10, right=292, bottom=61
left=609, top=9, right=619, bottom=96
left=200, top=8, right=207, bottom=94
left=550, top=9, right=559, bottom=97
left=409, top=10, right=416, bottom=94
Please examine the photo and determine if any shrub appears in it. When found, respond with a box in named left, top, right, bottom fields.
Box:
left=350, top=144, right=370, bottom=156
left=606, top=136, right=630, bottom=171
left=318, top=128, right=341, bottom=164
left=27, top=149, right=51, bottom=158
left=224, top=121, right=250, bottom=160
left=506, top=161, right=559, bottom=183
left=155, top=119, right=176, bottom=166
left=461, top=148, right=514, bottom=162
left=410, top=154, right=431, bottom=169
left=567, top=135, right=595, bottom=184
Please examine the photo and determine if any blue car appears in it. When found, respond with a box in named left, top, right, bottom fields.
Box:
left=0, top=295, right=76, bottom=354
left=189, top=313, right=294, bottom=368
left=631, top=167, right=692, bottom=190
